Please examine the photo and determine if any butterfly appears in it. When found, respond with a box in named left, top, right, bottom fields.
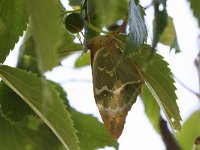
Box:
left=87, top=35, right=144, bottom=139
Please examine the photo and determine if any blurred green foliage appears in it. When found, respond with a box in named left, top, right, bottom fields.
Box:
left=0, top=0, right=199, bottom=149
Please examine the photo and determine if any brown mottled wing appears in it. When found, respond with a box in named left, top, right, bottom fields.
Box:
left=88, top=35, right=144, bottom=139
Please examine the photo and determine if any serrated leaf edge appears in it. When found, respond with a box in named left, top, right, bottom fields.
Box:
left=0, top=65, right=79, bottom=150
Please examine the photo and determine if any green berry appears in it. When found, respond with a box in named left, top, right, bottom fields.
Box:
left=64, top=13, right=84, bottom=34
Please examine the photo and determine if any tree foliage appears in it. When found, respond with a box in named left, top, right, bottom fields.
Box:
left=0, top=0, right=199, bottom=149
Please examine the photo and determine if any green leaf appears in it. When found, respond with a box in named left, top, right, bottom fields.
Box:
left=18, top=27, right=81, bottom=62
left=71, top=108, right=119, bottom=150
left=0, top=0, right=28, bottom=63
left=17, top=30, right=40, bottom=75
left=48, top=81, right=70, bottom=108
left=152, top=0, right=168, bottom=48
left=69, top=0, right=128, bottom=26
left=125, top=0, right=147, bottom=54
left=69, top=0, right=82, bottom=6
left=189, top=0, right=200, bottom=27
left=140, top=85, right=160, bottom=133
left=0, top=82, right=33, bottom=122
left=57, top=33, right=82, bottom=60
left=0, top=115, right=65, bottom=150
left=170, top=37, right=180, bottom=53
left=18, top=32, right=37, bottom=59
left=48, top=79, right=118, bottom=149
left=48, top=80, right=118, bottom=149
left=0, top=65, right=79, bottom=150
left=74, top=52, right=91, bottom=68
left=98, top=0, right=128, bottom=26
left=17, top=55, right=40, bottom=75
left=176, top=110, right=200, bottom=150
left=159, top=17, right=175, bottom=45
left=134, top=45, right=182, bottom=131
left=159, top=17, right=180, bottom=53
left=47, top=77, right=118, bottom=150
left=27, top=0, right=63, bottom=72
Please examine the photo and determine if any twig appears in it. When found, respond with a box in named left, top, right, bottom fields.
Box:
left=60, top=9, right=81, bottom=17
left=192, top=137, right=200, bottom=150
left=85, top=21, right=109, bottom=34
left=58, top=79, right=92, bottom=84
left=159, top=117, right=182, bottom=150
left=195, top=34, right=200, bottom=100
left=117, top=16, right=128, bottom=33
left=144, top=3, right=153, bottom=10
left=174, top=76, right=200, bottom=99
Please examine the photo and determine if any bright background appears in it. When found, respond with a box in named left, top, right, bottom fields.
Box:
left=4, top=0, right=200, bottom=149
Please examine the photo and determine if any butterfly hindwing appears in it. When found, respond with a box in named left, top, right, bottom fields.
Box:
left=87, top=35, right=144, bottom=139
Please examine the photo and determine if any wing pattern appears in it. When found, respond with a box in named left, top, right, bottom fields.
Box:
left=87, top=35, right=144, bottom=139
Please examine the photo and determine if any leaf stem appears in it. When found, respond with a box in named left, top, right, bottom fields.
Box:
left=61, top=9, right=81, bottom=17
left=58, top=48, right=83, bottom=54
left=85, top=21, right=109, bottom=34
left=65, top=9, right=81, bottom=14
left=117, top=16, right=128, bottom=33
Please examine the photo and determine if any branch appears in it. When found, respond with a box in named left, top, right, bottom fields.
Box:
left=159, top=117, right=182, bottom=150
left=144, top=3, right=153, bottom=10
left=194, top=34, right=200, bottom=101
left=174, top=76, right=200, bottom=99
left=58, top=79, right=92, bottom=84
left=195, top=40, right=200, bottom=101
left=192, top=137, right=200, bottom=150
left=117, top=16, right=128, bottom=33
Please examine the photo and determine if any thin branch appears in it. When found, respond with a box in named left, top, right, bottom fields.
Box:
left=159, top=117, right=182, bottom=150
left=192, top=137, right=200, bottom=150
left=195, top=34, right=200, bottom=100
left=60, top=9, right=81, bottom=17
left=85, top=21, right=109, bottom=34
left=58, top=79, right=92, bottom=84
left=144, top=3, right=153, bottom=10
left=174, top=76, right=200, bottom=99
left=117, top=16, right=128, bottom=33
left=58, top=48, right=83, bottom=54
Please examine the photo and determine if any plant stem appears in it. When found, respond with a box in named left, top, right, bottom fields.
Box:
left=195, top=35, right=200, bottom=101
left=84, top=0, right=102, bottom=41
left=85, top=21, right=108, bottom=34
left=117, top=16, right=128, bottom=33
left=159, top=117, right=182, bottom=150
left=174, top=76, right=200, bottom=99
left=60, top=9, right=81, bottom=17
left=65, top=9, right=81, bottom=14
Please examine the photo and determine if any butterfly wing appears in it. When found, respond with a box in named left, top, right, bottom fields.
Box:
left=88, top=35, right=144, bottom=139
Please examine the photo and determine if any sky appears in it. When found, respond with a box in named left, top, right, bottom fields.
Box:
left=4, top=0, right=200, bottom=149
